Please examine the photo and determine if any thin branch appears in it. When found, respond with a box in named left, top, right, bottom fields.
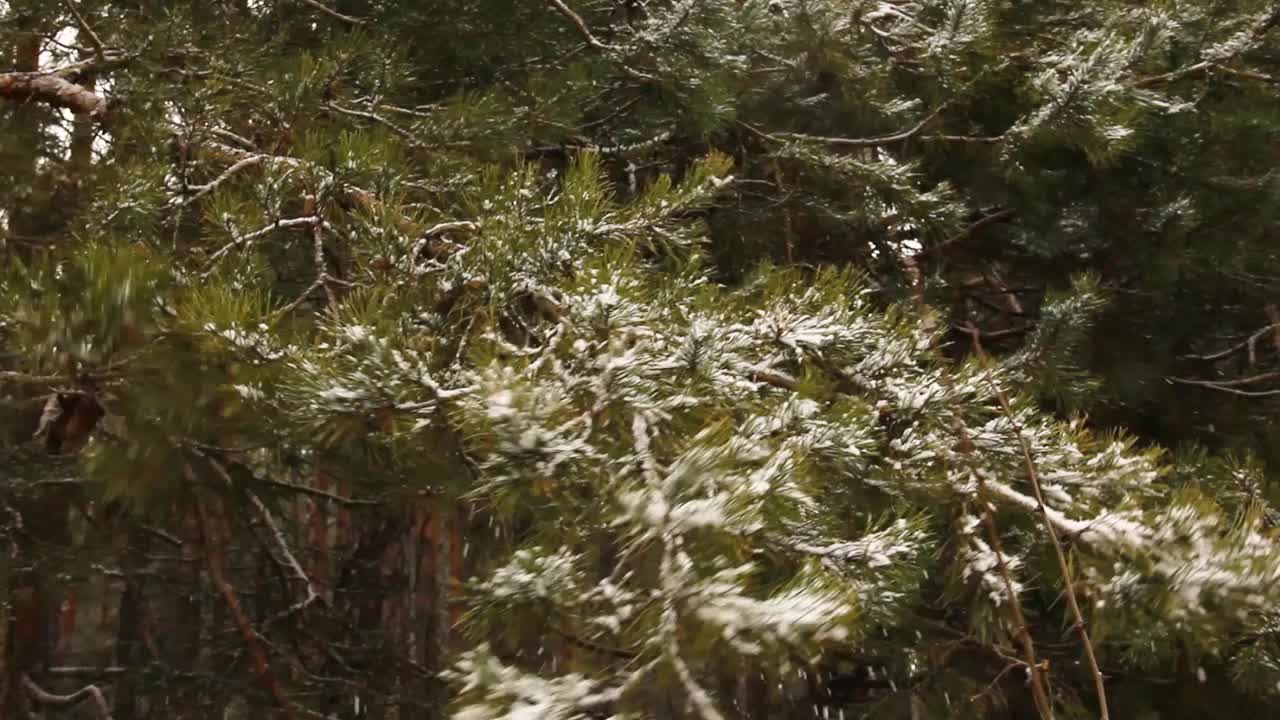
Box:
left=545, top=0, right=614, bottom=50
left=1132, top=61, right=1214, bottom=88
left=1167, top=375, right=1280, bottom=397
left=766, top=105, right=947, bottom=148
left=203, top=215, right=324, bottom=269
left=244, top=487, right=323, bottom=625
left=207, top=127, right=259, bottom=150
left=63, top=0, right=106, bottom=62
left=137, top=524, right=184, bottom=547
left=543, top=0, right=656, bottom=81
left=670, top=651, right=727, bottom=720
left=967, top=325, right=1110, bottom=720
left=273, top=275, right=328, bottom=320
left=971, top=661, right=1026, bottom=705
left=1174, top=369, right=1280, bottom=387
left=253, top=477, right=384, bottom=506
left=423, top=220, right=479, bottom=237
left=311, top=209, right=338, bottom=307
left=326, top=102, right=420, bottom=145
left=296, top=0, right=367, bottom=25
left=195, top=139, right=421, bottom=239
left=188, top=466, right=297, bottom=720
left=45, top=667, right=128, bottom=677
left=182, top=154, right=264, bottom=205
left=919, top=133, right=1006, bottom=144
left=971, top=462, right=1056, bottom=720
left=1184, top=323, right=1280, bottom=361
left=739, top=363, right=799, bottom=391
left=22, top=674, right=114, bottom=720
left=917, top=209, right=1014, bottom=259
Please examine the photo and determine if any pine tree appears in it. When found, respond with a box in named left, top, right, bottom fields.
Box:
left=4, top=1, right=1280, bottom=719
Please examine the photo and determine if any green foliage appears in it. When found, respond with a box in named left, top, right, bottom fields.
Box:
left=4, top=0, right=1280, bottom=718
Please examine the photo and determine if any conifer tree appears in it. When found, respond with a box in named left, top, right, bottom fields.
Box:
left=3, top=1, right=1280, bottom=719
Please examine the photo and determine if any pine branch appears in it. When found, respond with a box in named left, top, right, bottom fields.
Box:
left=1135, top=6, right=1280, bottom=87
left=0, top=371, right=71, bottom=385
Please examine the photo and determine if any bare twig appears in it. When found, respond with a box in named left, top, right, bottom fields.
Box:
left=45, top=666, right=129, bottom=677
left=1172, top=369, right=1280, bottom=388
left=0, top=371, right=70, bottom=386
left=971, top=660, right=1025, bottom=704
left=919, top=133, right=1006, bottom=144
left=274, top=275, right=328, bottom=320
left=739, top=363, right=799, bottom=391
